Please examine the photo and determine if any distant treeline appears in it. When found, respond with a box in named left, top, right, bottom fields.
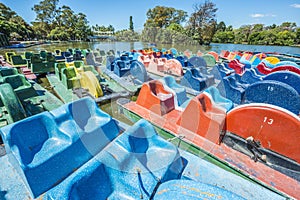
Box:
left=1, top=0, right=299, bottom=46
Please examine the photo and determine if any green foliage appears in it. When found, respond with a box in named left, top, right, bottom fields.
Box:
left=31, top=1, right=91, bottom=40
left=216, top=21, right=226, bottom=32
left=141, top=27, right=196, bottom=45
left=129, top=16, right=134, bottom=32
left=0, top=3, right=33, bottom=40
left=212, top=31, right=235, bottom=43
left=186, top=0, right=218, bottom=45
left=144, top=6, right=187, bottom=28
left=115, top=30, right=139, bottom=41
left=167, top=23, right=184, bottom=33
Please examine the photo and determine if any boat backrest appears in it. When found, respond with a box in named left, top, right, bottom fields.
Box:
left=243, top=80, right=300, bottom=115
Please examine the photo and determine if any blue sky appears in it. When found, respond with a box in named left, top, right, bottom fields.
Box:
left=1, top=0, right=300, bottom=31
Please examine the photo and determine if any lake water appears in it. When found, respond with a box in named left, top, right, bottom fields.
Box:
left=1, top=41, right=300, bottom=56
left=1, top=41, right=299, bottom=121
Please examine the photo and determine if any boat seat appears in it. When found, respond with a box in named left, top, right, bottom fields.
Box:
left=0, top=97, right=119, bottom=198
left=113, top=60, right=131, bottom=77
left=61, top=67, right=81, bottom=89
left=177, top=93, right=226, bottom=143
left=275, top=61, right=299, bottom=68
left=188, top=56, right=207, bottom=68
left=153, top=180, right=243, bottom=200
left=161, top=76, right=188, bottom=107
left=99, top=50, right=106, bottom=56
left=271, top=65, right=300, bottom=76
left=204, top=86, right=233, bottom=112
left=40, top=51, right=47, bottom=59
left=106, top=55, right=115, bottom=71
left=45, top=119, right=185, bottom=200
left=226, top=103, right=300, bottom=164
left=176, top=55, right=192, bottom=67
left=0, top=67, right=18, bottom=77
left=2, top=74, right=36, bottom=99
left=74, top=61, right=84, bottom=69
left=137, top=80, right=175, bottom=115
left=217, top=75, right=245, bottom=104
left=228, top=59, right=245, bottom=75
left=180, top=68, right=207, bottom=91
left=30, top=54, right=48, bottom=73
left=234, top=74, right=250, bottom=88
left=83, top=65, right=100, bottom=80
left=211, top=63, right=234, bottom=80
left=55, top=62, right=67, bottom=80
left=5, top=52, right=16, bottom=63
left=243, top=80, right=300, bottom=115
left=129, top=60, right=148, bottom=84
left=50, top=97, right=119, bottom=155
left=11, top=55, right=27, bottom=66
left=202, top=54, right=216, bottom=67
left=241, top=68, right=264, bottom=84
left=24, top=52, right=33, bottom=60
left=165, top=59, right=183, bottom=76
left=264, top=71, right=300, bottom=94
left=256, top=62, right=272, bottom=75
left=207, top=51, right=219, bottom=62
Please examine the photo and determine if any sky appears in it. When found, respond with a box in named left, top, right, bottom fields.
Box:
left=1, top=0, right=300, bottom=32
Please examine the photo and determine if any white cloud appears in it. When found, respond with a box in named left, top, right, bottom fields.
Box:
left=290, top=4, right=300, bottom=8
left=266, top=14, right=276, bottom=17
left=250, top=13, right=276, bottom=18
left=250, top=14, right=265, bottom=18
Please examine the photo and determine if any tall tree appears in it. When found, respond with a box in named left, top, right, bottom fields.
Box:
left=129, top=16, right=134, bottom=31
left=187, top=0, right=218, bottom=45
left=32, top=0, right=59, bottom=38
left=144, top=6, right=187, bottom=28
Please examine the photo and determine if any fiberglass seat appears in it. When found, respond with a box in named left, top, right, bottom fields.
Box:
left=113, top=60, right=131, bottom=77
left=161, top=76, right=188, bottom=107
left=226, top=103, right=300, bottom=165
left=177, top=93, right=226, bottom=144
left=204, top=86, right=233, bottom=112
left=50, top=97, right=120, bottom=156
left=55, top=62, right=67, bottom=80
left=11, top=55, right=27, bottom=67
left=0, top=67, right=18, bottom=77
left=61, top=67, right=81, bottom=89
left=0, top=97, right=120, bottom=198
left=2, top=74, right=36, bottom=99
left=217, top=75, right=245, bottom=104
left=241, top=68, right=264, bottom=84
left=137, top=80, right=175, bottom=115
left=243, top=80, right=300, bottom=115
left=45, top=119, right=185, bottom=200
left=180, top=68, right=207, bottom=91
left=263, top=71, right=300, bottom=94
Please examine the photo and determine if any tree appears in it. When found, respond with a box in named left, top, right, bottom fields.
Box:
left=32, top=0, right=59, bottom=37
left=167, top=23, right=184, bottom=33
left=217, top=21, right=226, bottom=32
left=296, top=28, right=300, bottom=44
left=144, top=6, right=187, bottom=28
left=187, top=0, right=218, bottom=45
left=129, top=16, right=134, bottom=31
left=0, top=3, right=33, bottom=40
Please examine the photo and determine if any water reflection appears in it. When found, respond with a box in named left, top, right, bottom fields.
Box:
left=1, top=41, right=300, bottom=55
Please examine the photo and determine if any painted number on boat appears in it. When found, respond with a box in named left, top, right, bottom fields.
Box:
left=267, top=86, right=274, bottom=91
left=263, top=117, right=274, bottom=125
